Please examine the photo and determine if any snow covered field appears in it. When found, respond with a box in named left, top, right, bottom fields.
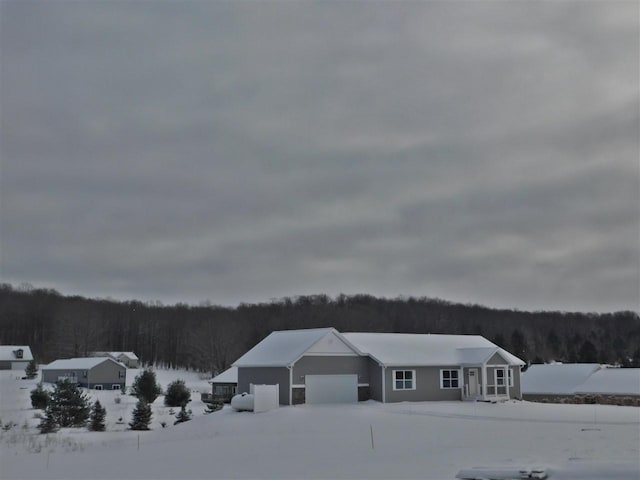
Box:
left=1, top=370, right=638, bottom=479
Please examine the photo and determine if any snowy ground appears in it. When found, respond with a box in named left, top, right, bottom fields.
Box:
left=1, top=370, right=638, bottom=479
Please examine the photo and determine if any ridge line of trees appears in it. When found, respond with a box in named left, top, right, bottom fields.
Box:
left=1, top=283, right=638, bottom=373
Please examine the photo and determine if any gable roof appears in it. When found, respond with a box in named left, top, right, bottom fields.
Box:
left=0, top=346, right=33, bottom=362
left=42, top=357, right=125, bottom=370
left=92, top=351, right=138, bottom=360
left=574, top=368, right=640, bottom=396
left=342, top=333, right=525, bottom=367
left=212, top=366, right=238, bottom=384
left=521, top=364, right=602, bottom=395
left=232, top=328, right=362, bottom=367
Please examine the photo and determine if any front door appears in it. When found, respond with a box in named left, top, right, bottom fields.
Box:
left=468, top=368, right=479, bottom=396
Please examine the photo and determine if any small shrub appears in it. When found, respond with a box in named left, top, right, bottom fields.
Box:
left=30, top=385, right=49, bottom=410
left=160, top=421, right=167, bottom=428
left=114, top=397, right=121, bottom=404
left=174, top=406, right=192, bottom=425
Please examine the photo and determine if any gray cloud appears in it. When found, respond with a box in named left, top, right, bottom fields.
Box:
left=1, top=1, right=638, bottom=312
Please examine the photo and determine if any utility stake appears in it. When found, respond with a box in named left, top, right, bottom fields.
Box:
left=370, top=424, right=375, bottom=450
left=137, top=434, right=140, bottom=451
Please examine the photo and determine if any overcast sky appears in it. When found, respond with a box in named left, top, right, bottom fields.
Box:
left=1, top=1, right=638, bottom=313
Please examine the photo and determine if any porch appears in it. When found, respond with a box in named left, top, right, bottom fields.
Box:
left=462, top=365, right=512, bottom=401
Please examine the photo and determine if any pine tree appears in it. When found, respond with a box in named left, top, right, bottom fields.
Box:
left=129, top=400, right=152, bottom=430
left=46, top=380, right=91, bottom=428
left=38, top=410, right=59, bottom=434
left=131, top=369, right=162, bottom=404
left=173, top=406, right=192, bottom=425
left=89, top=400, right=106, bottom=432
left=30, top=384, right=49, bottom=409
left=25, top=360, right=38, bottom=379
left=164, top=379, right=191, bottom=408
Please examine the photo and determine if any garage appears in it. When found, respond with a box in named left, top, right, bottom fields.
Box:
left=305, top=374, right=358, bottom=404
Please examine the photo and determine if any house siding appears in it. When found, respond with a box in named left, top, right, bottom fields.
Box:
left=487, top=352, right=508, bottom=365
left=292, top=356, right=370, bottom=385
left=385, top=366, right=463, bottom=403
left=42, top=361, right=126, bottom=389
left=88, top=360, right=126, bottom=388
left=509, top=366, right=522, bottom=399
left=237, top=367, right=290, bottom=405
left=367, top=358, right=383, bottom=402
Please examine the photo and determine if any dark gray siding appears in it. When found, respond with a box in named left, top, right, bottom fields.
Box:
left=292, top=356, right=370, bottom=385
left=385, top=366, right=462, bottom=402
left=237, top=367, right=290, bottom=405
left=367, top=358, right=383, bottom=402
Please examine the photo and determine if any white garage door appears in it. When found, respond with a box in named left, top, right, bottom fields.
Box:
left=305, top=374, right=358, bottom=404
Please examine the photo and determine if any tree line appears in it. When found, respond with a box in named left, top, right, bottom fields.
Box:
left=1, top=283, right=638, bottom=373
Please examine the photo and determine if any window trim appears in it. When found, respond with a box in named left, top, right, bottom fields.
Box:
left=440, top=369, right=461, bottom=389
left=392, top=369, right=416, bottom=391
left=111, top=384, right=121, bottom=390
left=94, top=384, right=103, bottom=390
left=507, top=368, right=514, bottom=387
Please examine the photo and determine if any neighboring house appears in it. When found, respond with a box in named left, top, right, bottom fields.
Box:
left=521, top=363, right=602, bottom=402
left=210, top=366, right=238, bottom=403
left=41, top=357, right=126, bottom=390
left=233, top=328, right=525, bottom=405
left=0, top=346, right=34, bottom=370
left=91, top=351, right=139, bottom=368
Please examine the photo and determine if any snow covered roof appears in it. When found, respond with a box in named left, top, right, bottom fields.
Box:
left=42, top=357, right=124, bottom=370
left=232, top=328, right=525, bottom=368
left=342, top=333, right=525, bottom=367
left=521, top=364, right=602, bottom=395
left=574, top=368, right=640, bottom=396
left=92, top=351, right=138, bottom=360
left=113, top=352, right=138, bottom=360
left=233, top=328, right=354, bottom=367
left=0, top=346, right=33, bottom=362
left=212, top=366, right=237, bottom=384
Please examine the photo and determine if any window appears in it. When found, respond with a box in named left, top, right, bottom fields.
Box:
left=495, top=369, right=507, bottom=395
left=507, top=369, right=514, bottom=387
left=83, top=370, right=88, bottom=378
left=94, top=385, right=103, bottom=390
left=118, top=371, right=125, bottom=378
left=393, top=370, right=415, bottom=391
left=112, top=384, right=120, bottom=390
left=440, top=369, right=460, bottom=389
